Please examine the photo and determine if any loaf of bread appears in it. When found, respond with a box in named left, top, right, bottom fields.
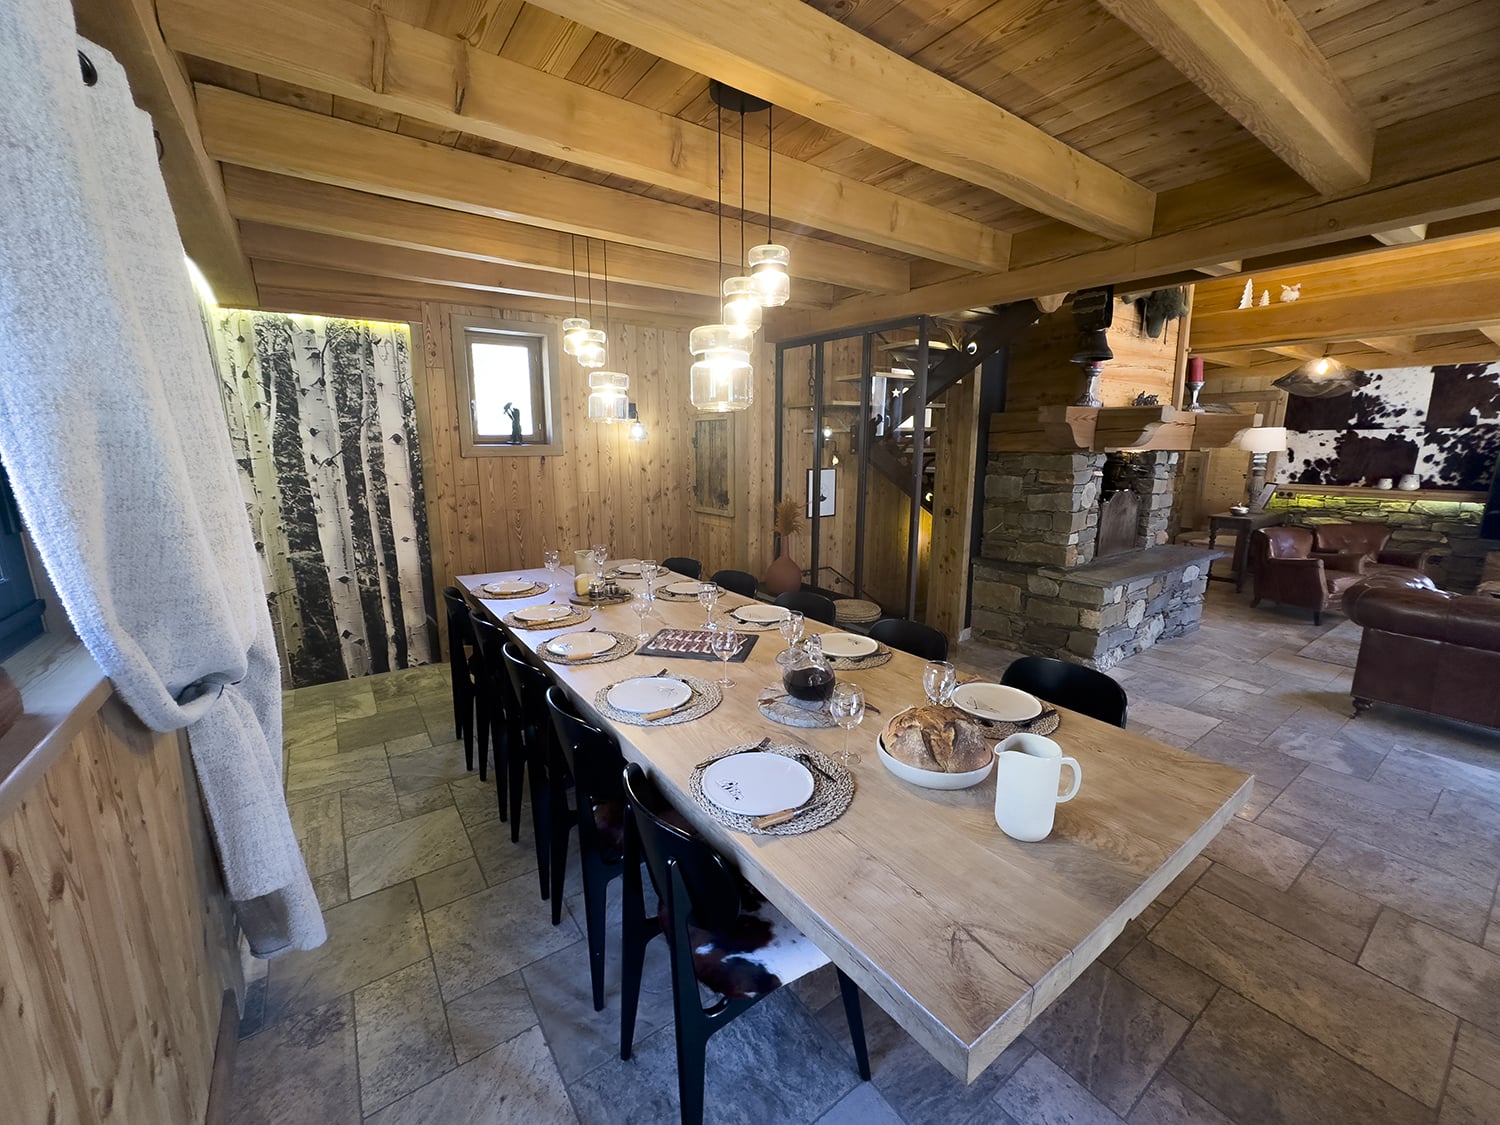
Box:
left=881, top=706, right=992, bottom=773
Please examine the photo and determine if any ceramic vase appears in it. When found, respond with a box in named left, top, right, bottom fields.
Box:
left=764, top=552, right=801, bottom=595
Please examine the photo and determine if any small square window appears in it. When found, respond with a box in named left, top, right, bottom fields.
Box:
left=452, top=316, right=564, bottom=457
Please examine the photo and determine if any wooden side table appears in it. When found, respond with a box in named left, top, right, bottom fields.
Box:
left=1209, top=510, right=1286, bottom=592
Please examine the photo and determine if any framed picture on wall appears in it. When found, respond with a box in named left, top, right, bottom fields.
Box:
left=692, top=416, right=734, bottom=517
left=806, top=468, right=836, bottom=518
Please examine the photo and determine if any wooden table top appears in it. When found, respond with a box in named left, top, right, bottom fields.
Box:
left=459, top=567, right=1251, bottom=1083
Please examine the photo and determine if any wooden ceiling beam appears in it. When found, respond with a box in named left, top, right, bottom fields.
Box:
left=523, top=0, right=1156, bottom=241
left=1358, top=337, right=1419, bottom=357
left=773, top=139, right=1500, bottom=338
left=196, top=86, right=908, bottom=293
left=1193, top=262, right=1242, bottom=277
left=70, top=0, right=256, bottom=306
left=222, top=167, right=844, bottom=305
left=1265, top=345, right=1323, bottom=362
left=158, top=0, right=1009, bottom=271
left=1095, top=0, right=1373, bottom=194
left=1478, top=325, right=1500, bottom=348
left=239, top=222, right=718, bottom=318
left=249, top=261, right=703, bottom=329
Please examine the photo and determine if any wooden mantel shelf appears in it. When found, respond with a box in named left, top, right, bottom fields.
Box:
left=991, top=406, right=1259, bottom=453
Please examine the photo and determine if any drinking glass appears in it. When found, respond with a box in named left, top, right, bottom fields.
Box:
left=631, top=587, right=655, bottom=644
left=710, top=627, right=740, bottom=687
left=923, top=660, right=957, bottom=706
left=829, top=682, right=865, bottom=767
left=776, top=609, right=805, bottom=666
left=542, top=549, right=561, bottom=590
left=590, top=542, right=609, bottom=581
left=697, top=582, right=721, bottom=630
left=639, top=559, right=659, bottom=593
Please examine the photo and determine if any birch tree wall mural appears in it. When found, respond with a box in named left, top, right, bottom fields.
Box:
left=212, top=310, right=436, bottom=687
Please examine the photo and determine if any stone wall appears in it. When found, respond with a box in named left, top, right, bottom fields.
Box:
left=1266, top=491, right=1497, bottom=592
left=981, top=451, right=1104, bottom=569
left=1107, top=450, right=1179, bottom=550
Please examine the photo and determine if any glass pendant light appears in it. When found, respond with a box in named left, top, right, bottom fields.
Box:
left=573, top=239, right=607, bottom=367
left=587, top=371, right=630, bottom=423
left=689, top=323, right=753, bottom=412
left=575, top=328, right=607, bottom=369
left=748, top=106, right=790, bottom=307
left=562, top=236, right=591, bottom=354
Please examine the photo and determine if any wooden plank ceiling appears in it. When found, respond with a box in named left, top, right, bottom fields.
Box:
left=116, top=0, right=1500, bottom=329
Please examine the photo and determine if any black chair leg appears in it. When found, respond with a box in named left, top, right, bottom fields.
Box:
left=459, top=685, right=474, bottom=772
left=673, top=1016, right=709, bottom=1125
left=581, top=854, right=610, bottom=1010
left=549, top=787, right=571, bottom=925
left=508, top=739, right=526, bottom=841
left=491, top=722, right=509, bottom=823
left=837, top=969, right=872, bottom=1081
left=473, top=691, right=488, bottom=783
left=528, top=737, right=551, bottom=900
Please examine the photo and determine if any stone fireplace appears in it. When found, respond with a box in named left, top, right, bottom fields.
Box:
left=971, top=448, right=1218, bottom=669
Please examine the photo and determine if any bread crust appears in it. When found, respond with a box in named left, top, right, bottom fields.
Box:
left=882, top=705, right=992, bottom=773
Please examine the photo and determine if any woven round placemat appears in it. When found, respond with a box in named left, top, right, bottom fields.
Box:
left=757, top=686, right=838, bottom=728
left=478, top=581, right=547, bottom=599
left=656, top=587, right=704, bottom=601
left=825, top=643, right=893, bottom=671
left=593, top=674, right=721, bottom=727
left=690, top=742, right=853, bottom=836
left=721, top=609, right=789, bottom=632
left=972, top=707, right=1061, bottom=739
left=833, top=598, right=882, bottom=626
left=503, top=606, right=592, bottom=631
left=537, top=630, right=638, bottom=667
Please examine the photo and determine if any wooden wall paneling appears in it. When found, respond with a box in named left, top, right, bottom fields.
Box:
left=927, top=373, right=982, bottom=639
left=1, top=702, right=239, bottom=1125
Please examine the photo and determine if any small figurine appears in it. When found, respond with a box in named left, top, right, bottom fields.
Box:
left=503, top=401, right=522, bottom=444
left=1132, top=391, right=1160, bottom=406
left=1279, top=284, right=1302, bottom=303
left=1258, top=289, right=1270, bottom=307
left=1237, top=278, right=1255, bottom=310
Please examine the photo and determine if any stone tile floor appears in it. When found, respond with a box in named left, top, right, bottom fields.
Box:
left=232, top=585, right=1500, bottom=1124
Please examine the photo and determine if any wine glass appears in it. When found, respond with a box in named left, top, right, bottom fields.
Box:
left=830, top=682, right=865, bottom=767
left=639, top=558, right=659, bottom=593
left=542, top=549, right=561, bottom=590
left=631, top=586, right=655, bottom=644
left=923, top=660, right=957, bottom=706
left=710, top=627, right=740, bottom=687
left=776, top=609, right=805, bottom=666
left=697, top=582, right=721, bottom=630
left=590, top=542, right=609, bottom=581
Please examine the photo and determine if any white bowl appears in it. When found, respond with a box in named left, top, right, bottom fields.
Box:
left=875, top=735, right=994, bottom=790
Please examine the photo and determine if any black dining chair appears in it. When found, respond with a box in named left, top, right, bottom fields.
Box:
left=774, top=589, right=836, bottom=625
left=544, top=686, right=627, bottom=1008
left=442, top=587, right=478, bottom=775
left=467, top=613, right=519, bottom=824
left=662, top=556, right=702, bottom=580
left=500, top=641, right=558, bottom=899
left=709, top=569, right=758, bottom=598
left=620, top=763, right=870, bottom=1125
left=869, top=617, right=949, bottom=661
left=1001, top=655, right=1129, bottom=728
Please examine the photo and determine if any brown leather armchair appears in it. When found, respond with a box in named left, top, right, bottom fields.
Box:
left=1311, top=523, right=1434, bottom=577
left=1345, top=582, right=1500, bottom=729
left=1250, top=527, right=1368, bottom=624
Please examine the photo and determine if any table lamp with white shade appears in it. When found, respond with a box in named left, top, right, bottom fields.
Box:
left=1236, top=426, right=1288, bottom=509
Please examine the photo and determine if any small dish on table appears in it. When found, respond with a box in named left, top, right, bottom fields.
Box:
left=950, top=682, right=1042, bottom=724
left=546, top=632, right=616, bottom=658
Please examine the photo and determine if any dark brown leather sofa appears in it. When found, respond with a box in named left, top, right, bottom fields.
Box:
left=1250, top=523, right=1432, bottom=624
left=1345, top=582, right=1500, bottom=729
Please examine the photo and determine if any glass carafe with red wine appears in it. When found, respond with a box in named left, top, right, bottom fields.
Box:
left=782, top=633, right=835, bottom=706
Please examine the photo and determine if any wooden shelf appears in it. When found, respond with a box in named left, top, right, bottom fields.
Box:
left=1272, top=483, right=1488, bottom=502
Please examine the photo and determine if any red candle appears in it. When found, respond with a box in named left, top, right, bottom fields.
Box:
left=1187, top=357, right=1205, bottom=384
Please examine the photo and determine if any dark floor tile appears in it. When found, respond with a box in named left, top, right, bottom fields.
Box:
left=1194, top=864, right=1380, bottom=963
left=335, top=706, right=428, bottom=752
left=1117, top=940, right=1219, bottom=1019
left=1168, top=990, right=1431, bottom=1125
left=365, top=1026, right=575, bottom=1124
left=425, top=872, right=582, bottom=1000
left=1025, top=961, right=1188, bottom=1115
left=354, top=959, right=455, bottom=1114
left=992, top=1050, right=1122, bottom=1124
left=444, top=971, right=539, bottom=1064
left=1126, top=1073, right=1233, bottom=1124
left=1359, top=909, right=1500, bottom=1036
left=1307, top=833, right=1493, bottom=943
left=229, top=995, right=360, bottom=1125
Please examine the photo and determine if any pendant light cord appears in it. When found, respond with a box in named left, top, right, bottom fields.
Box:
left=602, top=241, right=611, bottom=338
left=739, top=108, right=746, bottom=264
left=716, top=106, right=723, bottom=289
left=570, top=234, right=579, bottom=317
left=585, top=238, right=594, bottom=321
left=766, top=105, right=773, bottom=242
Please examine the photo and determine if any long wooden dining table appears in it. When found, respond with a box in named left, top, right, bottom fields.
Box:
left=459, top=566, right=1251, bottom=1084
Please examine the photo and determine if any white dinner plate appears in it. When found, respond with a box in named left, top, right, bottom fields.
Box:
left=483, top=578, right=535, bottom=595
left=819, top=632, right=879, bottom=659
left=951, top=682, right=1042, bottom=722
left=609, top=560, right=641, bottom=575
left=701, top=752, right=815, bottom=817
left=546, top=632, right=617, bottom=658
left=664, top=580, right=705, bottom=596
left=514, top=604, right=573, bottom=623
left=607, top=676, right=692, bottom=714
left=731, top=604, right=789, bottom=625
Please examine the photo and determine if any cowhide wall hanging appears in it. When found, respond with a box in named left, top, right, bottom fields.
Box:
left=1278, top=362, right=1500, bottom=491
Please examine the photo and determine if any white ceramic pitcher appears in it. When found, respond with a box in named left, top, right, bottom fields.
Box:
left=994, top=733, right=1082, bottom=842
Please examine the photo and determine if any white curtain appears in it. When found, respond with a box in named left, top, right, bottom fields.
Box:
left=0, top=0, right=323, bottom=954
